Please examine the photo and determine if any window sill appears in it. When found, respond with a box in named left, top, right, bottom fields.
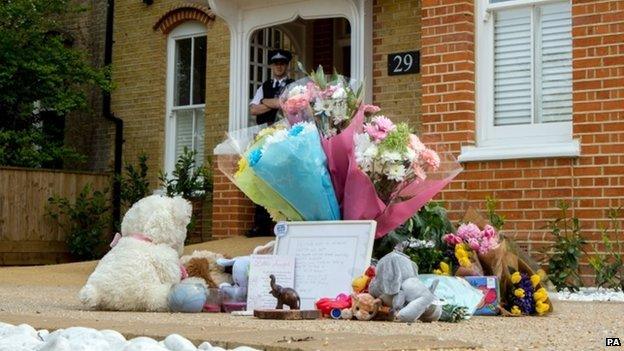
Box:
left=458, top=140, right=580, bottom=162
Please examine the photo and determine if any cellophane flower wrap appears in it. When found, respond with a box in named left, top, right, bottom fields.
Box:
left=217, top=123, right=304, bottom=221
left=246, top=121, right=341, bottom=221
left=279, top=65, right=373, bottom=206
left=343, top=117, right=462, bottom=238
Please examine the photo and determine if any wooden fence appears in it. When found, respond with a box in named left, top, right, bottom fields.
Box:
left=0, top=167, right=111, bottom=265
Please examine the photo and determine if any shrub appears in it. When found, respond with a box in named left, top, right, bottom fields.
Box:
left=588, top=207, right=623, bottom=291
left=158, top=147, right=212, bottom=200
left=47, top=184, right=110, bottom=260
left=544, top=201, right=586, bottom=292
left=118, top=153, right=150, bottom=210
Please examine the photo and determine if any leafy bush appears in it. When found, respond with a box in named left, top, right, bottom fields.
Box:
left=47, top=184, right=110, bottom=260
left=0, top=0, right=111, bottom=168
left=118, top=153, right=150, bottom=210
left=545, top=201, right=586, bottom=292
left=159, top=147, right=212, bottom=200
left=373, top=201, right=454, bottom=263
left=588, top=207, right=623, bottom=291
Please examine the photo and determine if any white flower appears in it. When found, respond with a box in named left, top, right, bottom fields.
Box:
left=354, top=133, right=378, bottom=171
left=288, top=85, right=307, bottom=98
left=386, top=164, right=407, bottom=182
left=404, top=147, right=417, bottom=162
left=330, top=101, right=348, bottom=124
left=262, top=129, right=288, bottom=152
left=380, top=151, right=402, bottom=164
left=408, top=238, right=436, bottom=249
left=313, top=99, right=334, bottom=116
left=331, top=86, right=347, bottom=99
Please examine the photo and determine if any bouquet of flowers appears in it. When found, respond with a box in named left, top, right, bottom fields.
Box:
left=441, top=223, right=498, bottom=276
left=507, top=271, right=551, bottom=316
left=245, top=122, right=340, bottom=221
left=343, top=118, right=462, bottom=238
left=217, top=124, right=304, bottom=221
left=279, top=65, right=379, bottom=206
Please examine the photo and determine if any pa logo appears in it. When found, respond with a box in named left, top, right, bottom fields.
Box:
left=606, top=337, right=621, bottom=347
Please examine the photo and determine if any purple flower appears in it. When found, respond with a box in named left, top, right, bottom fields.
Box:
left=510, top=273, right=536, bottom=315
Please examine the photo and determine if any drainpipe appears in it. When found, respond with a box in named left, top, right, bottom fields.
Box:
left=103, top=0, right=123, bottom=229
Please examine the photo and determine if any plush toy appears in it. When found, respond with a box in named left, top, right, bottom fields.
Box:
left=351, top=293, right=382, bottom=321
left=216, top=256, right=250, bottom=295
left=79, top=195, right=192, bottom=311
left=369, top=250, right=441, bottom=322
left=180, top=250, right=233, bottom=288
left=352, top=266, right=376, bottom=293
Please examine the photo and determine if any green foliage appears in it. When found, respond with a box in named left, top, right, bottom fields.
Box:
left=0, top=129, right=85, bottom=168
left=47, top=184, right=110, bottom=260
left=588, top=207, right=623, bottom=291
left=485, top=196, right=506, bottom=231
left=117, top=153, right=150, bottom=209
left=373, top=201, right=454, bottom=261
left=159, top=147, right=212, bottom=200
left=404, top=244, right=446, bottom=274
left=545, top=201, right=587, bottom=292
left=0, top=0, right=111, bottom=168
left=378, top=123, right=410, bottom=154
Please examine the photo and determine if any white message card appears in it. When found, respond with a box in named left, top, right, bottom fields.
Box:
left=274, top=220, right=376, bottom=309
left=246, top=254, right=295, bottom=311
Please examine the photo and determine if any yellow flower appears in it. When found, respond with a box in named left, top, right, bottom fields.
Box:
left=455, top=245, right=469, bottom=259
left=459, top=257, right=471, bottom=268
left=440, top=261, right=451, bottom=274
left=433, top=269, right=442, bottom=275
left=534, top=288, right=549, bottom=302
left=511, top=272, right=521, bottom=284
left=514, top=288, right=525, bottom=298
left=531, top=274, right=541, bottom=287
left=536, top=301, right=550, bottom=315
left=510, top=306, right=522, bottom=315
left=235, top=157, right=248, bottom=178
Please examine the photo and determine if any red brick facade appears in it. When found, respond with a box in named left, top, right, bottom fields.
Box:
left=420, top=0, right=624, bottom=279
left=210, top=1, right=623, bottom=281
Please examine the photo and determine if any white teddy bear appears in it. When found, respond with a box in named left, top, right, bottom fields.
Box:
left=79, top=194, right=192, bottom=311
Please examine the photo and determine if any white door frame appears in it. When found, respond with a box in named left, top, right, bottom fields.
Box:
left=207, top=0, right=373, bottom=132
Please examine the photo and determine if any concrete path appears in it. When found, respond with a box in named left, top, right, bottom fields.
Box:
left=0, top=237, right=621, bottom=350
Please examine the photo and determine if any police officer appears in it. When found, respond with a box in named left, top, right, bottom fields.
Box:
left=249, top=49, right=294, bottom=126
left=247, top=49, right=294, bottom=237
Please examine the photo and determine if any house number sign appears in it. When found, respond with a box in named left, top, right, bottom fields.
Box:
left=387, top=51, right=420, bottom=76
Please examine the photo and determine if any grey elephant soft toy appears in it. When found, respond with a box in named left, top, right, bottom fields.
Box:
left=369, top=250, right=442, bottom=322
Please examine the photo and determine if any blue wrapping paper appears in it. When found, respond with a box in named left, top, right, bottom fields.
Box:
left=248, top=122, right=341, bottom=221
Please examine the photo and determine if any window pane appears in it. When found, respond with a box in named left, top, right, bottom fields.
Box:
left=494, top=8, right=532, bottom=126
left=192, top=36, right=207, bottom=105
left=194, top=107, right=205, bottom=167
left=174, top=38, right=192, bottom=106
left=174, top=109, right=194, bottom=160
left=538, top=2, right=572, bottom=123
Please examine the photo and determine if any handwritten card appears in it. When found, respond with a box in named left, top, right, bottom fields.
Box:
left=246, top=254, right=295, bottom=311
left=274, top=221, right=376, bottom=309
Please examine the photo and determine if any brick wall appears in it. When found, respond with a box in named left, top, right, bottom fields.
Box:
left=372, top=0, right=422, bottom=127
left=420, top=0, right=624, bottom=280
left=112, top=0, right=230, bottom=240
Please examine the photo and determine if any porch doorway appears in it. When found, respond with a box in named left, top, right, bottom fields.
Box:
left=248, top=17, right=352, bottom=121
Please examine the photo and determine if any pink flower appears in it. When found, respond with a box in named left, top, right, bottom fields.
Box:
left=281, top=95, right=309, bottom=116
left=362, top=104, right=381, bottom=114
left=409, top=134, right=426, bottom=152
left=412, top=164, right=427, bottom=180
left=468, top=238, right=480, bottom=251
left=420, top=148, right=440, bottom=171
left=305, top=82, right=318, bottom=101
left=443, top=233, right=463, bottom=246
left=457, top=223, right=481, bottom=241
left=319, top=85, right=337, bottom=99
left=364, top=116, right=396, bottom=142
left=482, top=224, right=498, bottom=240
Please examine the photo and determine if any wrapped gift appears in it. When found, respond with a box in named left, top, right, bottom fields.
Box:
left=464, top=276, right=499, bottom=316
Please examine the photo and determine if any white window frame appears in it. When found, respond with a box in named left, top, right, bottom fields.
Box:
left=207, top=0, right=373, bottom=133
left=460, top=0, right=579, bottom=162
left=165, top=21, right=207, bottom=174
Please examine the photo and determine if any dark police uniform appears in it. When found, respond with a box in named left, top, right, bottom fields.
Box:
left=255, top=78, right=294, bottom=125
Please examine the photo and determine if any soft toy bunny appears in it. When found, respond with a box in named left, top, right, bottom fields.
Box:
left=79, top=195, right=192, bottom=311
left=216, top=256, right=250, bottom=293
left=369, top=250, right=441, bottom=322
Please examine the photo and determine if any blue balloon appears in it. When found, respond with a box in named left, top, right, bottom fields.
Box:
left=168, top=283, right=207, bottom=313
